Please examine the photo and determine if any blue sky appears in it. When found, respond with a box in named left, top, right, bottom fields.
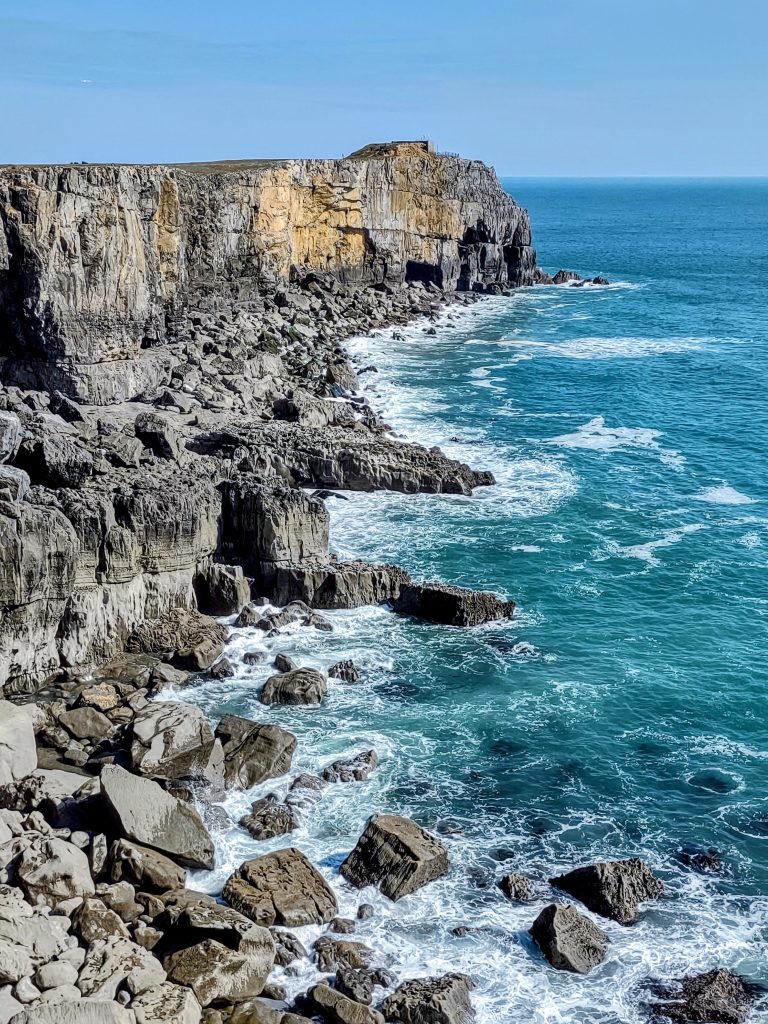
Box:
left=2, top=0, right=766, bottom=174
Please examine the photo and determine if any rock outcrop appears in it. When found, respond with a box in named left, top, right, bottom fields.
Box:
left=549, top=858, right=664, bottom=925
left=529, top=904, right=609, bottom=974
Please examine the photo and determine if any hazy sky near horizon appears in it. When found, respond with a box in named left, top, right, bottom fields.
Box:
left=2, top=0, right=766, bottom=175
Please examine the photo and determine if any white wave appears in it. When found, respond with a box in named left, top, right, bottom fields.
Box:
left=495, top=335, right=730, bottom=360
left=603, top=524, right=705, bottom=568
left=694, top=484, right=757, bottom=506
left=548, top=416, right=684, bottom=467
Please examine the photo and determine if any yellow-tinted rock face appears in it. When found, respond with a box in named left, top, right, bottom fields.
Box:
left=0, top=144, right=534, bottom=401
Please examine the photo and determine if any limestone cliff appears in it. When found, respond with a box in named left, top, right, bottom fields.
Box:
left=0, top=143, right=534, bottom=403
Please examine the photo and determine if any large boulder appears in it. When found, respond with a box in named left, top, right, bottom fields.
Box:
left=223, top=848, right=338, bottom=927
left=215, top=716, right=296, bottom=789
left=194, top=564, right=250, bottom=616
left=393, top=583, right=514, bottom=627
left=130, top=702, right=218, bottom=781
left=164, top=936, right=272, bottom=1009
left=259, top=668, right=327, bottom=707
left=16, top=836, right=95, bottom=906
left=382, top=973, right=475, bottom=1024
left=651, top=969, right=753, bottom=1024
left=99, top=765, right=214, bottom=870
left=77, top=935, right=167, bottom=999
left=304, top=983, right=384, bottom=1024
left=322, top=750, right=378, bottom=784
left=15, top=435, right=93, bottom=488
left=71, top=898, right=131, bottom=944
left=550, top=858, right=664, bottom=924
left=0, top=465, right=30, bottom=501
left=108, top=839, right=187, bottom=893
left=0, top=885, right=70, bottom=962
left=340, top=815, right=449, bottom=901
left=131, top=982, right=202, bottom=1024
left=127, top=609, right=228, bottom=672
left=0, top=703, right=36, bottom=786
left=529, top=904, right=609, bottom=974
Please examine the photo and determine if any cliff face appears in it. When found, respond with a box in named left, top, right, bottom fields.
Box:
left=0, top=144, right=534, bottom=403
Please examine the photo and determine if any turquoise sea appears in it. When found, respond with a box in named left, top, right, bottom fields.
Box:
left=179, top=180, right=768, bottom=1022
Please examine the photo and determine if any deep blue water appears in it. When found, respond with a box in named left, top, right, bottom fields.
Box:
left=182, top=180, right=768, bottom=1022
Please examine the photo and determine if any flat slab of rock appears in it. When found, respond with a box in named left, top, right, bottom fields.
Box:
left=130, top=982, right=202, bottom=1024
left=550, top=858, right=664, bottom=924
left=382, top=972, right=475, bottom=1024
left=259, top=667, right=327, bottom=706
left=392, top=582, right=514, bottom=627
left=215, top=715, right=296, bottom=789
left=223, top=847, right=338, bottom=927
left=100, top=765, right=214, bottom=870
left=340, top=814, right=449, bottom=901
left=17, top=836, right=96, bottom=906
left=651, top=969, right=753, bottom=1024
left=109, top=838, right=187, bottom=893
left=8, top=1001, right=135, bottom=1023
left=0, top=701, right=37, bottom=785
left=530, top=904, right=609, bottom=974
left=305, top=983, right=384, bottom=1024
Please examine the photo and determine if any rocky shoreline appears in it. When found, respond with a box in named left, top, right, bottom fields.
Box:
left=0, top=144, right=757, bottom=1022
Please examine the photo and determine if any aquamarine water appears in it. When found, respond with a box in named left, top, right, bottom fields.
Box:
left=179, top=180, right=768, bottom=1022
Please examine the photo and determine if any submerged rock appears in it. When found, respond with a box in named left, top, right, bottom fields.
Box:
left=329, top=659, right=361, bottom=683
left=529, top=904, right=609, bottom=974
left=340, top=814, right=449, bottom=900
left=239, top=795, right=299, bottom=840
left=322, top=750, right=378, bottom=783
left=550, top=858, right=664, bottom=924
left=650, top=969, right=754, bottom=1024
left=259, top=667, right=327, bottom=706
left=498, top=872, right=535, bottom=902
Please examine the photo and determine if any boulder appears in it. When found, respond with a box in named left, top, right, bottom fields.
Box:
left=164, top=937, right=272, bottom=1009
left=392, top=583, right=514, bottom=627
left=130, top=702, right=217, bottom=781
left=259, top=668, right=327, bottom=706
left=270, top=928, right=307, bottom=967
left=0, top=987, right=23, bottom=1023
left=552, top=269, right=581, bottom=284
left=71, top=898, right=131, bottom=944
left=304, top=983, right=384, bottom=1024
left=15, top=436, right=93, bottom=488
left=99, top=765, right=214, bottom=870
left=127, top=609, right=228, bottom=672
left=498, top=873, right=534, bottom=902
left=215, top=716, right=296, bottom=789
left=34, top=961, right=78, bottom=990
left=131, top=982, right=202, bottom=1024
left=134, top=413, right=180, bottom=461
left=0, top=467, right=30, bottom=502
left=0, top=939, right=33, bottom=985
left=314, top=937, right=372, bottom=973
left=108, top=839, right=187, bottom=894
left=529, top=904, right=608, bottom=974
left=239, top=796, right=298, bottom=841
left=0, top=703, right=36, bottom=786
left=651, top=969, right=753, bottom=1024
left=58, top=707, right=113, bottom=743
left=322, top=750, right=378, bottom=783
left=382, top=973, right=475, bottom=1024
left=223, top=848, right=338, bottom=927
left=335, top=968, right=374, bottom=1005
left=340, top=815, right=449, bottom=901
left=0, top=414, right=21, bottom=464
left=16, top=837, right=95, bottom=906
left=328, top=660, right=360, bottom=683
left=550, top=858, right=663, bottom=924
left=7, top=1001, right=134, bottom=1023
left=194, top=564, right=250, bottom=616
left=77, top=935, right=166, bottom=999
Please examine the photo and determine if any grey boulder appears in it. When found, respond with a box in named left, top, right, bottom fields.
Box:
left=529, top=904, right=609, bottom=974
left=382, top=973, right=475, bottom=1024
left=223, top=848, right=338, bottom=927
left=259, top=668, right=327, bottom=706
left=0, top=703, right=37, bottom=786
left=340, top=814, right=449, bottom=901
left=130, top=701, right=217, bottom=781
left=215, top=715, right=296, bottom=789
left=100, top=765, right=214, bottom=870
left=550, top=858, right=664, bottom=924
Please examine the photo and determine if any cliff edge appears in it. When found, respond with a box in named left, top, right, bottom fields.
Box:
left=0, top=142, right=535, bottom=403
